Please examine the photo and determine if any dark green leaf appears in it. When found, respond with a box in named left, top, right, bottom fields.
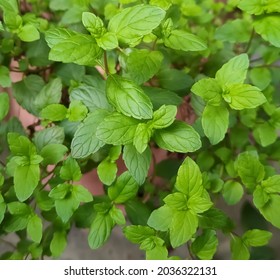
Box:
left=0, top=66, right=11, bottom=88
left=40, top=144, right=68, bottom=165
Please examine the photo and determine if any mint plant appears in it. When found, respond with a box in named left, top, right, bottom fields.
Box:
left=0, top=0, right=280, bottom=260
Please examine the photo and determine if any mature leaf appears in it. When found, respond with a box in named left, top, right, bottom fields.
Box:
left=108, top=172, right=138, bottom=204
left=243, top=229, right=272, bottom=247
left=175, top=157, right=203, bottom=197
left=253, top=123, right=277, bottom=147
left=262, top=175, right=280, bottom=193
left=253, top=186, right=270, bottom=209
left=259, top=195, right=280, bottom=228
left=18, top=24, right=40, bottom=42
left=108, top=4, right=166, bottom=46
left=191, top=78, right=223, bottom=106
left=123, top=225, right=155, bottom=244
left=0, top=66, right=12, bottom=87
left=153, top=121, right=201, bottom=153
left=97, top=160, right=117, bottom=186
left=125, top=49, right=163, bottom=85
left=230, top=236, right=250, bottom=260
left=27, top=215, right=43, bottom=243
left=96, top=112, right=140, bottom=145
left=202, top=105, right=229, bottom=145
left=8, top=133, right=36, bottom=157
left=0, top=93, right=10, bottom=121
left=147, top=205, right=173, bottom=231
left=106, top=75, right=153, bottom=120
left=60, top=157, right=82, bottom=181
left=0, top=0, right=18, bottom=14
left=235, top=152, right=265, bottom=191
left=72, top=185, right=93, bottom=203
left=50, top=231, right=67, bottom=257
left=123, top=145, right=151, bottom=185
left=150, top=105, right=177, bottom=130
left=222, top=181, right=244, bottom=205
left=71, top=110, right=109, bottom=159
left=40, top=144, right=68, bottom=165
left=49, top=184, right=70, bottom=200
left=191, top=230, right=218, bottom=260
left=170, top=210, right=198, bottom=248
left=216, top=54, right=249, bottom=86
left=45, top=28, right=76, bottom=48
left=48, top=33, right=103, bottom=66
left=164, top=30, right=207, bottom=52
left=70, top=85, right=111, bottom=111
left=254, top=15, right=280, bottom=47
left=226, top=84, right=266, bottom=110
left=40, top=104, right=67, bottom=121
left=88, top=213, right=114, bottom=249
left=249, top=68, right=271, bottom=90
left=238, top=0, right=280, bottom=15
left=187, top=195, right=213, bottom=214
left=14, top=164, right=40, bottom=201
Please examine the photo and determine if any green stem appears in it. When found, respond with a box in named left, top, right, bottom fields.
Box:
left=104, top=51, right=110, bottom=77
left=244, top=29, right=255, bottom=53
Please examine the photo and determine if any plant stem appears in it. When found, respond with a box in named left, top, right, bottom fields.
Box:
left=104, top=51, right=110, bottom=76
left=244, top=29, right=255, bottom=53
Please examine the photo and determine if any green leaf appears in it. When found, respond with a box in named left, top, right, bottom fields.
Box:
left=96, top=112, right=139, bottom=145
left=170, top=210, right=198, bottom=248
left=0, top=92, right=10, bottom=121
left=133, top=123, right=152, bottom=154
left=50, top=231, right=67, bottom=257
left=175, top=157, right=203, bottom=197
left=41, top=104, right=67, bottom=121
left=96, top=32, right=118, bottom=50
left=238, top=0, right=280, bottom=15
left=108, top=171, right=138, bottom=204
left=14, top=164, right=40, bottom=201
left=67, top=100, right=88, bottom=122
left=106, top=75, right=153, bottom=120
left=27, top=215, right=43, bottom=243
left=109, top=205, right=126, bottom=225
left=226, top=84, right=266, bottom=110
left=123, top=225, right=155, bottom=244
left=216, top=54, right=249, bottom=86
left=146, top=244, right=168, bottom=260
left=0, top=200, right=6, bottom=225
left=34, top=78, right=63, bottom=113
left=60, top=157, right=82, bottom=181
left=82, top=12, right=105, bottom=37
left=215, top=19, right=251, bottom=43
left=202, top=105, right=229, bottom=145
left=40, top=144, right=68, bottom=165
left=243, top=229, right=272, bottom=247
left=0, top=0, right=18, bottom=14
left=108, top=4, right=166, bottom=46
left=34, top=126, right=65, bottom=151
left=164, top=30, right=207, bottom=52
left=253, top=185, right=270, bottom=209
left=191, top=78, right=223, bottom=106
left=253, top=123, right=277, bottom=147
left=153, top=121, right=201, bottom=153
left=71, top=110, right=109, bottom=159
left=150, top=105, right=177, bottom=130
left=124, top=49, right=163, bottom=85
left=191, top=230, right=218, bottom=260
left=49, top=184, right=70, bottom=200
left=147, top=205, right=173, bottom=231
left=262, top=175, right=280, bottom=193
left=125, top=199, right=152, bottom=225
left=48, top=32, right=103, bottom=66
left=222, top=180, right=244, bottom=205
left=88, top=213, right=114, bottom=249
left=70, top=84, right=111, bottom=112
left=254, top=15, right=280, bottom=47
left=18, top=24, right=40, bottom=42
left=7, top=201, right=31, bottom=215
left=249, top=68, right=271, bottom=90
left=235, top=152, right=265, bottom=191
left=164, top=193, right=188, bottom=210
left=72, top=185, right=93, bottom=203
left=8, top=133, right=36, bottom=157
left=97, top=160, right=117, bottom=186
left=45, top=28, right=76, bottom=48
left=123, top=145, right=151, bottom=185
left=230, top=236, right=250, bottom=260
left=0, top=66, right=12, bottom=87
left=187, top=195, right=213, bottom=214
left=259, top=194, right=280, bottom=228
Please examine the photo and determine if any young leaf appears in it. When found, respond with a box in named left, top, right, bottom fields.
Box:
left=14, top=164, right=40, bottom=202
left=262, top=175, right=280, bottom=193
left=230, top=236, right=250, bottom=260
left=82, top=12, right=105, bottom=37
left=253, top=123, right=277, bottom=147
left=108, top=172, right=138, bottom=204
left=49, top=184, right=70, bottom=200
left=27, top=215, right=43, bottom=243
left=8, top=133, right=36, bottom=157
left=222, top=181, right=244, bottom=205
left=66, top=100, right=88, bottom=122
left=108, top=5, right=166, bottom=46
left=0, top=92, right=10, bottom=121
left=71, top=110, right=109, bottom=159
left=40, top=104, right=67, bottom=121
left=253, top=185, right=269, bottom=209
left=17, top=24, right=40, bottom=42
left=60, top=157, right=82, bottom=181
left=133, top=123, right=152, bottom=154
left=123, top=145, right=151, bottom=185
left=150, top=105, right=177, bottom=130
left=96, top=112, right=140, bottom=145
left=175, top=157, right=203, bottom=197
left=238, top=0, right=280, bottom=15
left=88, top=212, right=114, bottom=249
left=106, top=75, right=153, bottom=120
left=215, top=54, right=249, bottom=86
left=153, top=121, right=201, bottom=153
left=72, top=185, right=93, bottom=203
left=242, top=229, right=272, bottom=247
left=170, top=210, right=198, bottom=248
left=164, top=193, right=188, bottom=210
left=96, top=32, right=118, bottom=50
left=124, top=49, right=163, bottom=85
left=147, top=205, right=173, bottom=231
left=202, top=105, right=229, bottom=145
left=0, top=67, right=12, bottom=87
left=97, top=160, right=118, bottom=186
left=109, top=205, right=126, bottom=225
left=50, top=231, right=67, bottom=257
left=226, top=84, right=266, bottom=110
left=123, top=225, right=155, bottom=244
left=40, top=144, right=68, bottom=166
left=187, top=195, right=213, bottom=214
left=191, top=230, right=218, bottom=260
left=164, top=30, right=207, bottom=52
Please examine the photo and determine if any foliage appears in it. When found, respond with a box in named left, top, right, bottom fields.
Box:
left=0, top=0, right=279, bottom=260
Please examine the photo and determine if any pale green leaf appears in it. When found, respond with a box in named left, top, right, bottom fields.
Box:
left=222, top=180, right=244, bottom=205
left=45, top=28, right=76, bottom=48
left=27, top=215, right=43, bottom=243
left=147, top=205, right=173, bottom=231
left=262, top=175, right=280, bottom=193
left=230, top=236, right=250, bottom=260
left=187, top=196, right=213, bottom=214
left=106, top=75, right=153, bottom=120
left=50, top=231, right=67, bottom=257
left=18, top=24, right=40, bottom=42
left=249, top=68, right=271, bottom=90
left=123, top=225, right=155, bottom=244
left=238, top=0, right=280, bottom=15
left=66, top=100, right=88, bottom=122
left=109, top=205, right=126, bottom=225
left=253, top=123, right=277, bottom=147
left=0, top=92, right=10, bottom=121
left=60, top=157, right=82, bottom=181
left=150, top=105, right=177, bottom=130
left=243, top=229, right=272, bottom=247
left=259, top=195, right=280, bottom=228
left=153, top=121, right=201, bottom=153
left=133, top=123, right=152, bottom=154
left=164, top=193, right=188, bottom=210
left=202, top=105, right=229, bottom=145
left=40, top=104, right=67, bottom=121
left=0, top=66, right=12, bottom=88
left=82, top=12, right=105, bottom=37
left=96, top=32, right=118, bottom=50
left=97, top=160, right=117, bottom=186
left=40, top=144, right=68, bottom=166
left=72, top=185, right=93, bottom=203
